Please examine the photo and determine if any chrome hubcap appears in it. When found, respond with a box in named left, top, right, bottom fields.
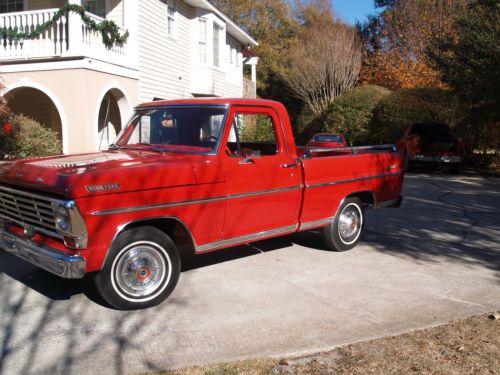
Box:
left=338, top=205, right=361, bottom=243
left=115, top=244, right=166, bottom=298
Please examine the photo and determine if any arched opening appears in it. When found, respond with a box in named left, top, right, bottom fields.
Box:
left=6, top=87, right=63, bottom=141
left=97, top=88, right=129, bottom=150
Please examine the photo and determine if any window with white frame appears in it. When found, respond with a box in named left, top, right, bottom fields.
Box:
left=227, top=35, right=235, bottom=65
left=213, top=23, right=222, bottom=68
left=227, top=35, right=240, bottom=67
left=166, top=0, right=177, bottom=37
left=198, top=18, right=207, bottom=64
left=236, top=42, right=241, bottom=67
left=82, top=0, right=107, bottom=18
left=0, top=0, right=24, bottom=13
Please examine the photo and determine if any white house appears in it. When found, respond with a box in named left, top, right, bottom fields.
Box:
left=0, top=0, right=258, bottom=153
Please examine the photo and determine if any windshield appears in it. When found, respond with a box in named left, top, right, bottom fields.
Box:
left=115, top=106, right=227, bottom=154
left=313, top=134, right=343, bottom=143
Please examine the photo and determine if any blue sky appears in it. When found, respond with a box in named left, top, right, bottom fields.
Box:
left=332, top=0, right=377, bottom=25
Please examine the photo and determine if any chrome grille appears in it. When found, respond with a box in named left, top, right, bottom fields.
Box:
left=0, top=185, right=59, bottom=237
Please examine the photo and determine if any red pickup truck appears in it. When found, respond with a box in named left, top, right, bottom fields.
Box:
left=396, top=122, right=465, bottom=173
left=0, top=99, right=403, bottom=310
left=306, top=133, right=348, bottom=148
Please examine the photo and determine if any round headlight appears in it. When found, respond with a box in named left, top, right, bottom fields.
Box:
left=55, top=205, right=70, bottom=232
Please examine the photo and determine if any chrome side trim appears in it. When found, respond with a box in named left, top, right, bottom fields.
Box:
left=91, top=186, right=301, bottom=216
left=307, top=172, right=401, bottom=189
left=197, top=224, right=297, bottom=253
left=91, top=196, right=227, bottom=216
left=0, top=227, right=86, bottom=279
left=299, top=217, right=334, bottom=230
left=229, top=185, right=300, bottom=199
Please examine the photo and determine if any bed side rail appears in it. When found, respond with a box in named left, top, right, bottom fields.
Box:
left=301, top=144, right=398, bottom=159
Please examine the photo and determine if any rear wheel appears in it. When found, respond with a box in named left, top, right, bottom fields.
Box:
left=93, top=226, right=180, bottom=310
left=322, top=197, right=364, bottom=251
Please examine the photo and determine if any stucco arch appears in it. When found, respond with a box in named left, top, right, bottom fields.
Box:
left=3, top=82, right=69, bottom=153
left=94, top=84, right=132, bottom=150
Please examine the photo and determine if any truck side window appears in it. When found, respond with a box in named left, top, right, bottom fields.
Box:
left=228, top=114, right=278, bottom=157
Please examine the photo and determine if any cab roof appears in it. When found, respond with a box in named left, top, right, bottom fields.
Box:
left=136, top=98, right=282, bottom=109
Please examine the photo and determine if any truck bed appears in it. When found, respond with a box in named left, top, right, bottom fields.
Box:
left=297, top=144, right=403, bottom=229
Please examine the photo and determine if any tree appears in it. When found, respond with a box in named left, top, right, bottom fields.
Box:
left=1, top=115, right=62, bottom=160
left=212, top=0, right=298, bottom=94
left=322, top=85, right=391, bottom=145
left=282, top=18, right=362, bottom=116
left=0, top=82, right=11, bottom=158
left=358, top=0, right=467, bottom=89
left=212, top=0, right=308, bottom=128
left=428, top=0, right=500, bottom=136
left=370, top=88, right=463, bottom=144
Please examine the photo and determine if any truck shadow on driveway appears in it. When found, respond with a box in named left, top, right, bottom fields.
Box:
left=0, top=228, right=332, bottom=308
left=0, top=236, right=301, bottom=305
left=0, top=251, right=86, bottom=300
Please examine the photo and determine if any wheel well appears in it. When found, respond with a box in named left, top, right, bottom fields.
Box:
left=120, top=218, right=196, bottom=256
left=346, top=191, right=376, bottom=207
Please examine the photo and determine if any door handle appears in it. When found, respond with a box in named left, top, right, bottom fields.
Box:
left=281, top=163, right=297, bottom=169
left=239, top=156, right=255, bottom=165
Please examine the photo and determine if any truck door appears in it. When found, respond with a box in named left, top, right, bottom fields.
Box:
left=220, top=106, right=301, bottom=240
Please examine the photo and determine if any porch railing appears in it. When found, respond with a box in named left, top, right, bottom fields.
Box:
left=0, top=9, right=127, bottom=62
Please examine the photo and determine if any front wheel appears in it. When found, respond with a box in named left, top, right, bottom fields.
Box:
left=322, top=197, right=364, bottom=251
left=93, top=226, right=180, bottom=310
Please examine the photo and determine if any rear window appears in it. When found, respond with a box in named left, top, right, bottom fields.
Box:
left=410, top=123, right=450, bottom=138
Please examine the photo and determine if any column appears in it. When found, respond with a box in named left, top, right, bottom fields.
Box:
left=67, top=0, right=83, bottom=55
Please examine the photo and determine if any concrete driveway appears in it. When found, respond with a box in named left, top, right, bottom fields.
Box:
left=1, top=174, right=499, bottom=375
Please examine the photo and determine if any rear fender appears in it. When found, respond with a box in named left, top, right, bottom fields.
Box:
left=332, top=190, right=376, bottom=219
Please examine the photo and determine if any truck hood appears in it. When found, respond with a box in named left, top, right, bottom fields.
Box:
left=0, top=150, right=198, bottom=198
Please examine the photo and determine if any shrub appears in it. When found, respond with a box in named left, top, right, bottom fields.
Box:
left=370, top=88, right=463, bottom=144
left=0, top=115, right=62, bottom=160
left=321, top=85, right=391, bottom=145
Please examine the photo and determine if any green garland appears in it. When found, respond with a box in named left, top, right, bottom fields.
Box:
left=0, top=4, right=129, bottom=48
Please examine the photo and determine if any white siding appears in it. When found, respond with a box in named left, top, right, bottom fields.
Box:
left=138, top=0, right=194, bottom=102
left=138, top=0, right=245, bottom=102
left=189, top=11, right=243, bottom=97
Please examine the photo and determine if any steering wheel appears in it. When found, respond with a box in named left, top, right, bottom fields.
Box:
left=202, top=136, right=218, bottom=142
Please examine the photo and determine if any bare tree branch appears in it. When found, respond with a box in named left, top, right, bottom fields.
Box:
left=282, top=22, right=362, bottom=116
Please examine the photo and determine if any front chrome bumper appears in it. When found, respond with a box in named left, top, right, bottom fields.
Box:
left=0, top=227, right=86, bottom=279
left=411, top=155, right=462, bottom=163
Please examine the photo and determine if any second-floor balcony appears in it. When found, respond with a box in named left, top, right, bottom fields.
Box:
left=0, top=8, right=130, bottom=66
